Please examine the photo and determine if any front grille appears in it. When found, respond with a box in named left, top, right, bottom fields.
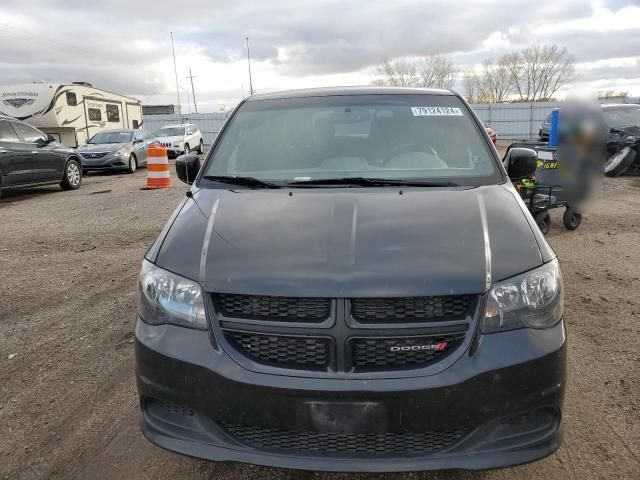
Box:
left=83, top=152, right=108, bottom=159
left=214, top=294, right=330, bottom=321
left=221, top=423, right=466, bottom=456
left=350, top=334, right=465, bottom=371
left=350, top=296, right=473, bottom=322
left=224, top=330, right=330, bottom=370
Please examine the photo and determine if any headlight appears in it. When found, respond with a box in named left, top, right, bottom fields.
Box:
left=173, top=142, right=182, bottom=147
left=138, top=260, right=207, bottom=330
left=482, top=259, right=563, bottom=333
left=114, top=149, right=126, bottom=157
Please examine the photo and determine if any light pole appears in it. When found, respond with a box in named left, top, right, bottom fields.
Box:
left=178, top=86, right=191, bottom=114
left=246, top=37, right=254, bottom=95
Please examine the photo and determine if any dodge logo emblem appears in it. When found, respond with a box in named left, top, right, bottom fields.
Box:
left=390, top=341, right=448, bottom=352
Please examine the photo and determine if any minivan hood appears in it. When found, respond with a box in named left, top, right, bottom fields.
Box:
left=154, top=185, right=549, bottom=297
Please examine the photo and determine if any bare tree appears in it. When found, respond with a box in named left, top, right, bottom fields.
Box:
left=377, top=55, right=456, bottom=89
left=418, top=54, right=457, bottom=89
left=505, top=45, right=575, bottom=101
left=377, top=59, right=419, bottom=87
left=480, top=57, right=512, bottom=103
left=462, top=71, right=482, bottom=103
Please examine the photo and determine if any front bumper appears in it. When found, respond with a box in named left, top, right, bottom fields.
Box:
left=135, top=319, right=566, bottom=472
left=80, top=155, right=128, bottom=170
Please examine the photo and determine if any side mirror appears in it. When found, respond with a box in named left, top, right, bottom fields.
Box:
left=133, top=138, right=143, bottom=144
left=504, top=147, right=537, bottom=181
left=46, top=134, right=56, bottom=144
left=176, top=153, right=201, bottom=185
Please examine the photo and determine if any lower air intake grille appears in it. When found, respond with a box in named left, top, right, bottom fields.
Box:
left=350, top=334, right=465, bottom=371
left=214, top=294, right=330, bottom=321
left=222, top=423, right=466, bottom=456
left=350, top=296, right=474, bottom=322
left=224, top=331, right=330, bottom=370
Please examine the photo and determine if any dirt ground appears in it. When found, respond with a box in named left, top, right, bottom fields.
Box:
left=1, top=167, right=639, bottom=480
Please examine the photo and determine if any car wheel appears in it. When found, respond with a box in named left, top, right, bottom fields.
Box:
left=605, top=147, right=636, bottom=177
left=562, top=207, right=582, bottom=230
left=184, top=143, right=190, bottom=155
left=534, top=210, right=551, bottom=235
left=128, top=154, right=137, bottom=174
left=197, top=139, right=204, bottom=154
left=61, top=159, right=82, bottom=190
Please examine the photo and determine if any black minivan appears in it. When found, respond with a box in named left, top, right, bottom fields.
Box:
left=136, top=87, right=565, bottom=472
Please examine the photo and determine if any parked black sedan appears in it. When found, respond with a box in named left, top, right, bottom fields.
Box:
left=0, top=115, right=82, bottom=198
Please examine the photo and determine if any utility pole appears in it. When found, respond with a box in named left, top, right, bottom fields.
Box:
left=170, top=32, right=182, bottom=119
left=186, top=67, right=198, bottom=113
left=246, top=37, right=254, bottom=95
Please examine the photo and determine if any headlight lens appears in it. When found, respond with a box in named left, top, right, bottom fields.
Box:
left=138, top=260, right=207, bottom=330
left=114, top=149, right=125, bottom=157
left=482, top=259, right=563, bottom=333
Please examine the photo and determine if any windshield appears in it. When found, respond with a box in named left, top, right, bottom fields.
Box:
left=603, top=106, right=640, bottom=129
left=89, top=131, right=132, bottom=144
left=203, top=94, right=500, bottom=186
left=155, top=126, right=185, bottom=137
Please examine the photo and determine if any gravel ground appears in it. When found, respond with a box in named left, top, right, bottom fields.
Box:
left=1, top=167, right=639, bottom=480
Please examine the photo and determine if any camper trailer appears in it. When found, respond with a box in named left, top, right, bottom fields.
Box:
left=0, top=82, right=142, bottom=147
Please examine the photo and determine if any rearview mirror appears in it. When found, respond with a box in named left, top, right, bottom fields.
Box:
left=176, top=153, right=201, bottom=185
left=504, top=147, right=537, bottom=181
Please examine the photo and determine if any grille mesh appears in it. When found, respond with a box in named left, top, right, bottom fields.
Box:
left=222, top=423, right=466, bottom=456
left=351, top=334, right=465, bottom=370
left=224, top=331, right=330, bottom=370
left=350, top=296, right=473, bottom=322
left=215, top=294, right=330, bottom=321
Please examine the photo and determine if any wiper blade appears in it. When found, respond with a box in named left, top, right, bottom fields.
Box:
left=202, top=175, right=281, bottom=189
left=286, top=177, right=459, bottom=187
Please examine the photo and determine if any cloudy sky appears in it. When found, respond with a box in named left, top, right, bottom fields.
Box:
left=1, top=0, right=639, bottom=112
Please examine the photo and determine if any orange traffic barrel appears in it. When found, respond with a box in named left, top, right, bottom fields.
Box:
left=145, top=144, right=172, bottom=188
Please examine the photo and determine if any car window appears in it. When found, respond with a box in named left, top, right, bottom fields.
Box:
left=603, top=106, right=640, bottom=129
left=155, top=126, right=184, bottom=136
left=142, top=131, right=154, bottom=141
left=187, top=126, right=196, bottom=134
left=11, top=122, right=45, bottom=143
left=204, top=94, right=500, bottom=186
left=88, top=131, right=132, bottom=144
left=0, top=121, right=20, bottom=143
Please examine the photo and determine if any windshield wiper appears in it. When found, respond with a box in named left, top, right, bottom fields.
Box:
left=286, top=177, right=459, bottom=188
left=202, top=175, right=281, bottom=189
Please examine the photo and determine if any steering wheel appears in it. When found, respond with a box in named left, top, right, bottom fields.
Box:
left=381, top=143, right=441, bottom=166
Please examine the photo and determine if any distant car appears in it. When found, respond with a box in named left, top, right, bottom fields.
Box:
left=538, top=110, right=559, bottom=143
left=77, top=129, right=156, bottom=174
left=154, top=123, right=204, bottom=158
left=0, top=115, right=82, bottom=198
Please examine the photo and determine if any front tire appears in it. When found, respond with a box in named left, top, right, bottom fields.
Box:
left=605, top=147, right=636, bottom=177
left=197, top=139, right=204, bottom=154
left=563, top=207, right=582, bottom=230
left=61, top=159, right=82, bottom=190
left=127, top=154, right=137, bottom=174
left=534, top=210, right=551, bottom=235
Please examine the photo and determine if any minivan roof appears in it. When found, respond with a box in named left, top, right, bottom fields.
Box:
left=246, top=86, right=456, bottom=102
